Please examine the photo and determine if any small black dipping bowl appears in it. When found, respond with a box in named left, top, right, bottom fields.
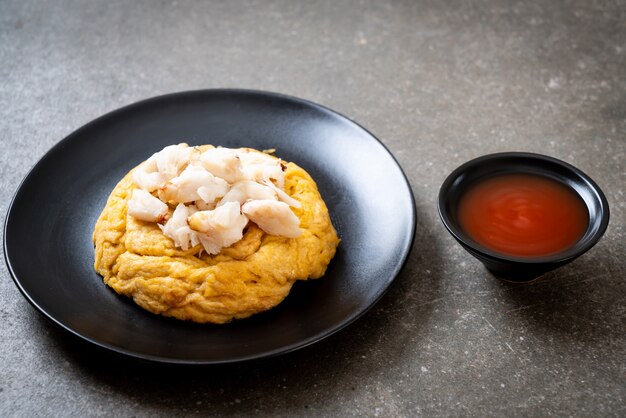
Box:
left=438, top=152, right=610, bottom=281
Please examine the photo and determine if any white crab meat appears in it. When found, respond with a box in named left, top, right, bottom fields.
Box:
left=200, top=147, right=243, bottom=184
left=131, top=160, right=167, bottom=192
left=238, top=150, right=286, bottom=189
left=154, top=143, right=194, bottom=179
left=158, top=164, right=229, bottom=204
left=132, top=143, right=193, bottom=191
left=218, top=180, right=278, bottom=206
left=158, top=203, right=200, bottom=250
left=188, top=201, right=249, bottom=254
left=194, top=199, right=217, bottom=211
left=129, top=144, right=305, bottom=253
left=260, top=179, right=301, bottom=208
left=127, top=189, right=169, bottom=222
left=242, top=200, right=301, bottom=238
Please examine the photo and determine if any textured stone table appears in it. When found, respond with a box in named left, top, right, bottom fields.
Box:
left=1, top=0, right=624, bottom=416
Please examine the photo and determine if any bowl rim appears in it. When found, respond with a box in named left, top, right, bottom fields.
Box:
left=437, top=151, right=610, bottom=264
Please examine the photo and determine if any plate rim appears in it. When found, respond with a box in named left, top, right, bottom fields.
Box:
left=3, top=88, right=417, bottom=364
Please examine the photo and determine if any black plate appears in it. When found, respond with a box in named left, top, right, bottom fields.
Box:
left=4, top=89, right=416, bottom=364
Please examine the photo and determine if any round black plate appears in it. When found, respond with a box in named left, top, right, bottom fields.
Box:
left=4, top=89, right=416, bottom=364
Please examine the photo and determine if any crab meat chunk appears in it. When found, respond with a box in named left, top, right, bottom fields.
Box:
left=238, top=150, right=286, bottom=189
left=158, top=203, right=200, bottom=251
left=159, top=164, right=229, bottom=204
left=200, top=148, right=243, bottom=183
left=132, top=143, right=193, bottom=191
left=194, top=199, right=217, bottom=211
left=127, top=189, right=169, bottom=222
left=132, top=167, right=168, bottom=193
left=154, top=143, right=194, bottom=179
left=260, top=179, right=301, bottom=208
left=242, top=200, right=301, bottom=238
left=188, top=202, right=249, bottom=255
left=218, top=180, right=277, bottom=206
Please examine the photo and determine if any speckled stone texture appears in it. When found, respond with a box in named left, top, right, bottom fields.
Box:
left=1, top=0, right=624, bottom=416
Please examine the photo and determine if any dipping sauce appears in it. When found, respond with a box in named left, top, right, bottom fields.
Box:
left=458, top=173, right=588, bottom=257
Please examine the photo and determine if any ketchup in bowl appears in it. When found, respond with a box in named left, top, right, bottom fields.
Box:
left=438, top=152, right=610, bottom=281
left=457, top=173, right=588, bottom=258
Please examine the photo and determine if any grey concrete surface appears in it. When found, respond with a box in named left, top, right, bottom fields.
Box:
left=1, top=0, right=625, bottom=416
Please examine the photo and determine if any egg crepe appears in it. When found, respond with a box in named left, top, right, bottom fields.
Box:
left=93, top=147, right=339, bottom=324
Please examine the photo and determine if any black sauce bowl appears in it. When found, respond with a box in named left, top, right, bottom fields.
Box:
left=437, top=152, right=610, bottom=281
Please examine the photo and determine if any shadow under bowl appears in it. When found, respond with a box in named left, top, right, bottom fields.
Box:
left=437, top=152, right=610, bottom=282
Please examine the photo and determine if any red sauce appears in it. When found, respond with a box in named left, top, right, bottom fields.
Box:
left=458, top=173, right=588, bottom=257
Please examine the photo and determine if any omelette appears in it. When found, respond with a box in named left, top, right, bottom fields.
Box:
left=93, top=144, right=339, bottom=324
